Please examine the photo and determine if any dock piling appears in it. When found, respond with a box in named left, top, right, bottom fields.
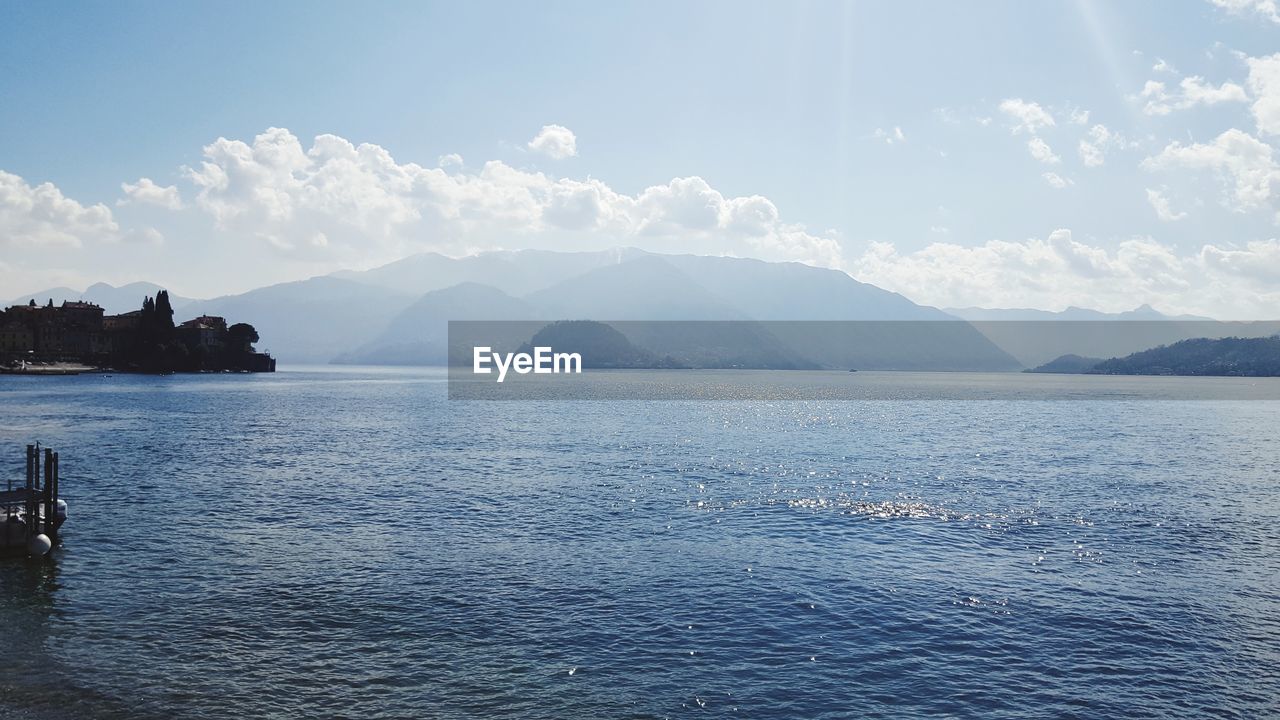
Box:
left=44, top=450, right=56, bottom=541
left=26, top=447, right=38, bottom=542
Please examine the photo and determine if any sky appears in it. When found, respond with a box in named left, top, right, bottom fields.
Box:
left=2, top=0, right=1280, bottom=317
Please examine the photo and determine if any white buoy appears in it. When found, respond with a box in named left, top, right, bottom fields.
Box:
left=56, top=499, right=68, bottom=521
left=28, top=534, right=51, bottom=557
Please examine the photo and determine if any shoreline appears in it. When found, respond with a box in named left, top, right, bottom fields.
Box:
left=0, top=363, right=99, bottom=376
left=0, top=363, right=267, bottom=376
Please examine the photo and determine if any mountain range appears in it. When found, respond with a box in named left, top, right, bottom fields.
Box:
left=328, top=250, right=1008, bottom=369
left=945, top=304, right=1213, bottom=322
left=1029, top=336, right=1280, bottom=376
left=944, top=304, right=1280, bottom=368
left=10, top=248, right=1260, bottom=369
left=8, top=281, right=197, bottom=315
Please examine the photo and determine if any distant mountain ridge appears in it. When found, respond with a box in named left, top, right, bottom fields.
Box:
left=183, top=277, right=415, bottom=363
left=331, top=282, right=538, bottom=365
left=332, top=248, right=647, bottom=297
left=30, top=249, right=1237, bottom=368
left=1030, top=336, right=1280, bottom=376
left=334, top=250, right=1020, bottom=369
left=946, top=304, right=1213, bottom=322
left=8, top=282, right=198, bottom=315
left=944, top=303, right=1280, bottom=369
left=1025, top=354, right=1105, bottom=374
left=1089, top=336, right=1280, bottom=376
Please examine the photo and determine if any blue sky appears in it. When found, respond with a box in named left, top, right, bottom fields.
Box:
left=2, top=0, right=1279, bottom=317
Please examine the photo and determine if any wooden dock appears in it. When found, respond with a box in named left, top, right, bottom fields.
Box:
left=1, top=445, right=65, bottom=556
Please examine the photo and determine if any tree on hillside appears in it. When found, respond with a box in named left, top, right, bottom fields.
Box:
left=128, top=292, right=187, bottom=371
left=155, top=290, right=175, bottom=331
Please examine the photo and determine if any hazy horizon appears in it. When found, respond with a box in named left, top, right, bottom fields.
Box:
left=0, top=245, right=1241, bottom=320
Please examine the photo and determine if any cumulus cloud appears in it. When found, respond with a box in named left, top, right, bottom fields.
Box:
left=1246, top=53, right=1280, bottom=135
left=1200, top=238, right=1280, bottom=284
left=119, top=177, right=184, bottom=209
left=1139, top=77, right=1248, bottom=115
left=1208, top=0, right=1280, bottom=23
left=998, top=98, right=1055, bottom=134
left=178, top=127, right=843, bottom=269
left=527, top=124, right=578, bottom=159
left=1142, top=128, right=1278, bottom=212
left=1027, top=137, right=1061, bottom=164
left=183, top=128, right=424, bottom=253
left=0, top=170, right=119, bottom=248
left=1146, top=188, right=1188, bottom=221
left=849, top=228, right=1280, bottom=318
left=1182, top=76, right=1250, bottom=105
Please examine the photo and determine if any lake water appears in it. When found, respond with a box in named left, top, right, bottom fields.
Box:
left=1, top=367, right=1278, bottom=719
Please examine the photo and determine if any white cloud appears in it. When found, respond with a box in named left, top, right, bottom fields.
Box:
left=1200, top=238, right=1280, bottom=284
left=183, top=128, right=424, bottom=253
left=527, top=124, right=578, bottom=159
left=1069, top=108, right=1091, bottom=125
left=1139, top=77, right=1248, bottom=115
left=122, top=226, right=166, bottom=245
left=1138, top=81, right=1170, bottom=114
left=1142, top=128, right=1278, bottom=212
left=1246, top=53, right=1280, bottom=135
left=1078, top=124, right=1117, bottom=167
left=1042, top=172, right=1073, bottom=189
left=998, top=98, right=1055, bottom=134
left=873, top=126, right=906, bottom=144
left=849, top=228, right=1280, bottom=318
left=0, top=170, right=119, bottom=248
left=1027, top=137, right=1061, bottom=164
left=1146, top=188, right=1188, bottom=221
left=1153, top=58, right=1178, bottom=74
left=1208, top=0, right=1280, bottom=23
left=1079, top=139, right=1105, bottom=167
left=179, top=127, right=843, bottom=269
left=1182, top=76, right=1249, bottom=104
left=119, top=177, right=184, bottom=210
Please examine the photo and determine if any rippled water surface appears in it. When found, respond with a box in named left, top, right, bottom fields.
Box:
left=1, top=367, right=1278, bottom=719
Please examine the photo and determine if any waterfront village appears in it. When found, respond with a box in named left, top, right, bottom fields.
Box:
left=0, top=290, right=274, bottom=374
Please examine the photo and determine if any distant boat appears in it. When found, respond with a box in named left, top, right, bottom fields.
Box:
left=848, top=368, right=858, bottom=373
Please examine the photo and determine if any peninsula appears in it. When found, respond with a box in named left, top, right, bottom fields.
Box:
left=0, top=290, right=274, bottom=374
left=1028, top=335, right=1280, bottom=376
